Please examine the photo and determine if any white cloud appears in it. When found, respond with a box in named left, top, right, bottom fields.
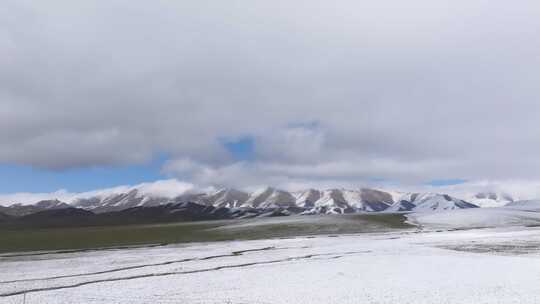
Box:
left=135, top=179, right=198, bottom=198
left=0, top=179, right=201, bottom=206
left=2, top=0, right=540, bottom=190
left=255, top=124, right=326, bottom=163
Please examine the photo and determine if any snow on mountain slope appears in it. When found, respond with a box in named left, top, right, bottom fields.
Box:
left=385, top=191, right=418, bottom=212
left=200, top=188, right=249, bottom=208
left=73, top=189, right=174, bottom=213
left=385, top=200, right=417, bottom=212
left=293, top=189, right=322, bottom=208
left=33, top=199, right=71, bottom=209
left=243, top=187, right=297, bottom=209
left=411, top=193, right=478, bottom=211
left=309, top=189, right=353, bottom=214
left=297, top=188, right=394, bottom=214
left=386, top=193, right=478, bottom=212
left=263, top=189, right=297, bottom=209
left=9, top=183, right=482, bottom=215
left=357, top=188, right=394, bottom=211
left=0, top=199, right=71, bottom=217
left=73, top=188, right=249, bottom=213
left=389, top=192, right=417, bottom=204
left=64, top=188, right=479, bottom=214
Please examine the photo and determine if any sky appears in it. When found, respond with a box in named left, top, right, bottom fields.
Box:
left=2, top=0, right=540, bottom=200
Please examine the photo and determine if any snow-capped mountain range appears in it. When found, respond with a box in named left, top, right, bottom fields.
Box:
left=45, top=187, right=479, bottom=214
left=0, top=185, right=520, bottom=217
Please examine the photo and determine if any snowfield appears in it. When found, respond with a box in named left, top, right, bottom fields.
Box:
left=3, top=221, right=540, bottom=303
left=408, top=204, right=540, bottom=229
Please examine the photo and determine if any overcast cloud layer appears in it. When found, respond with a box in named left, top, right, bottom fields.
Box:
left=2, top=0, right=540, bottom=193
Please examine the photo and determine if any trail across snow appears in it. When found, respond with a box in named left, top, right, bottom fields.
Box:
left=3, top=225, right=540, bottom=303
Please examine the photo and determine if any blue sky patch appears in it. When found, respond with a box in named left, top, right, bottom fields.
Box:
left=427, top=179, right=467, bottom=187
left=0, top=156, right=168, bottom=193
left=222, top=136, right=255, bottom=161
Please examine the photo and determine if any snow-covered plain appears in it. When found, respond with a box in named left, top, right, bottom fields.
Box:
left=3, top=221, right=540, bottom=303
left=408, top=203, right=540, bottom=229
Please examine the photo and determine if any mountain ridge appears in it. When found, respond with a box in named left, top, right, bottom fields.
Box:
left=0, top=187, right=487, bottom=216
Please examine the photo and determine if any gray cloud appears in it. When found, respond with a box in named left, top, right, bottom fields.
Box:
left=2, top=0, right=540, bottom=188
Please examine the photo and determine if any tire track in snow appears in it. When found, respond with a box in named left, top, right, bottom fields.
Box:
left=0, top=250, right=369, bottom=297
left=0, top=243, right=169, bottom=258
left=0, top=246, right=309, bottom=284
